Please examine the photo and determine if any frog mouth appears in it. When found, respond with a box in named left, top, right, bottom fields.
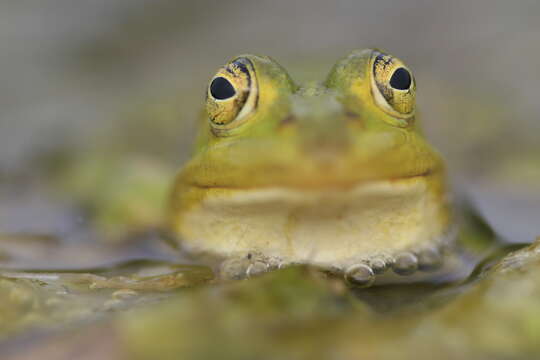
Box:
left=261, top=170, right=435, bottom=191
left=185, top=168, right=436, bottom=192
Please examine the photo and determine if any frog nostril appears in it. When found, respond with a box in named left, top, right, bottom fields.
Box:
left=345, top=111, right=364, bottom=124
left=279, top=115, right=297, bottom=127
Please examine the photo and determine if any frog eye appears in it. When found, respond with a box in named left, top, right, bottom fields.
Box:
left=206, top=57, right=258, bottom=131
left=371, top=51, right=416, bottom=119
left=210, top=77, right=236, bottom=100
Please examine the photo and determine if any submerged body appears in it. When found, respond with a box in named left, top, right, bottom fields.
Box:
left=169, top=49, right=453, bottom=281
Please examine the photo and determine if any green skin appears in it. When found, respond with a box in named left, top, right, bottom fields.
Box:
left=169, top=49, right=452, bottom=279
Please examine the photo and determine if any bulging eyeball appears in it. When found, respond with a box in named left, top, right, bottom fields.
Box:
left=371, top=51, right=416, bottom=119
left=206, top=57, right=258, bottom=131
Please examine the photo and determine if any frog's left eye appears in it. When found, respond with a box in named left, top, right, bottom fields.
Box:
left=206, top=57, right=258, bottom=132
left=371, top=51, right=416, bottom=119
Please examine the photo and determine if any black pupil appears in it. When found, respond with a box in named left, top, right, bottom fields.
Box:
left=210, top=77, right=236, bottom=100
left=389, top=68, right=411, bottom=90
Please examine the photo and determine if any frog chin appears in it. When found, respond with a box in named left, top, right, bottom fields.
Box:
left=173, top=173, right=452, bottom=272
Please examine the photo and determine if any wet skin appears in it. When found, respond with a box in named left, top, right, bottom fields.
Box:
left=169, top=49, right=453, bottom=285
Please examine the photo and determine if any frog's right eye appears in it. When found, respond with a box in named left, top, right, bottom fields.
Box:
left=206, top=58, right=258, bottom=131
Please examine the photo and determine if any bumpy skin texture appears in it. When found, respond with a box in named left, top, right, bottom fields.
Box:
left=169, top=49, right=452, bottom=280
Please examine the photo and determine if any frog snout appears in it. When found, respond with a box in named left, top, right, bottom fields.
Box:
left=296, top=114, right=351, bottom=165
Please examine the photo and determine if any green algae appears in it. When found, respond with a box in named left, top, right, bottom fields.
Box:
left=3, top=239, right=539, bottom=360
left=0, top=239, right=540, bottom=360
left=115, top=239, right=540, bottom=360
left=0, top=260, right=214, bottom=338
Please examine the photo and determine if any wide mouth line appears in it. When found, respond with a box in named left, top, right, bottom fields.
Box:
left=188, top=171, right=432, bottom=191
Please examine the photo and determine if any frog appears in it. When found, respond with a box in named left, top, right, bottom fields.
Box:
left=168, top=49, right=456, bottom=285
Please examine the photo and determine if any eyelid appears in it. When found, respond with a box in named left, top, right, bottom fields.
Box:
left=206, top=57, right=259, bottom=135
left=370, top=52, right=415, bottom=121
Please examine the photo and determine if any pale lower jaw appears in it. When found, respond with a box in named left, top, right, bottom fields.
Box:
left=174, top=175, right=453, bottom=275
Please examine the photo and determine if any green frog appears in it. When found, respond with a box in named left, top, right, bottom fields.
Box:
left=168, top=49, right=455, bottom=285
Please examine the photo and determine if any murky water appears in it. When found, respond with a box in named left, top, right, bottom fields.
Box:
left=0, top=208, right=538, bottom=360
left=6, top=239, right=540, bottom=360
left=0, top=212, right=525, bottom=336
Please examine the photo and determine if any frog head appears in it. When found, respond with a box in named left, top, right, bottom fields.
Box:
left=179, top=48, right=443, bottom=190
left=170, top=49, right=451, bottom=277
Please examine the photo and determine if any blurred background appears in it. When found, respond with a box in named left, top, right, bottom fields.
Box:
left=0, top=0, right=538, bottom=244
